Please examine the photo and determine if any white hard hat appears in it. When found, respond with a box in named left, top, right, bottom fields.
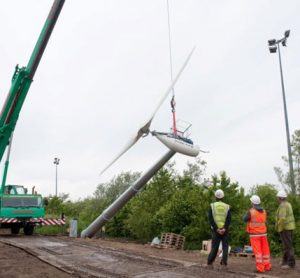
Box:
left=277, top=190, right=287, bottom=198
left=250, top=195, right=261, bottom=205
left=215, top=189, right=224, bottom=199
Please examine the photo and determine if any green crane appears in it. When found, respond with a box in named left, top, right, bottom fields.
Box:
left=0, top=0, right=65, bottom=235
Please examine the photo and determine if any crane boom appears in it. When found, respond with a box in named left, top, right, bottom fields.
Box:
left=0, top=0, right=65, bottom=233
left=0, top=0, right=65, bottom=162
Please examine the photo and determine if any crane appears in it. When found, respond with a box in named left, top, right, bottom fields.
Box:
left=0, top=0, right=65, bottom=235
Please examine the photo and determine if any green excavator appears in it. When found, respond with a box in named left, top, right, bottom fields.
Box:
left=0, top=0, right=65, bottom=235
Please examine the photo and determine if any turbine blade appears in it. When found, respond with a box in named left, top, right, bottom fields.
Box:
left=100, top=134, right=140, bottom=175
left=147, top=46, right=196, bottom=124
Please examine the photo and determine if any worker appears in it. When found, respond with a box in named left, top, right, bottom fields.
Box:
left=244, top=195, right=271, bottom=273
left=206, top=189, right=231, bottom=269
left=275, top=190, right=295, bottom=269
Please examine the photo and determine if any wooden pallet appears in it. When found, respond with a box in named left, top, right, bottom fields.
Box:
left=230, top=252, right=255, bottom=258
left=159, top=233, right=185, bottom=249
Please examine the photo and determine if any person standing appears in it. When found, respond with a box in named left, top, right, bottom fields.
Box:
left=244, top=195, right=272, bottom=273
left=206, top=189, right=231, bottom=269
left=275, top=190, right=296, bottom=269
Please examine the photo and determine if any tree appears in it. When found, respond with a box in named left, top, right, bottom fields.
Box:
left=124, top=158, right=208, bottom=244
left=125, top=165, right=177, bottom=241
left=94, top=171, right=141, bottom=203
left=157, top=184, right=210, bottom=249
left=77, top=171, right=140, bottom=235
left=274, top=129, right=300, bottom=193
left=94, top=171, right=140, bottom=236
left=182, top=157, right=207, bottom=184
left=45, top=193, right=69, bottom=216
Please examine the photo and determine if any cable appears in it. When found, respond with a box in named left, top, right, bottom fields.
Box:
left=166, top=0, right=177, bottom=135
left=166, top=0, right=175, bottom=96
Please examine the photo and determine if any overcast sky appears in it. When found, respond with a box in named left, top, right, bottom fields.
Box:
left=0, top=0, right=299, bottom=200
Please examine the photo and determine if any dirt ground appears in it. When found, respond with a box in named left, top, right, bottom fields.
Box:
left=0, top=241, right=71, bottom=278
left=0, top=235, right=299, bottom=278
left=73, top=237, right=300, bottom=278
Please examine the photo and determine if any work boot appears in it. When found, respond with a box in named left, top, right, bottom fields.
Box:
left=253, top=269, right=265, bottom=274
left=220, top=261, right=228, bottom=271
left=253, top=267, right=265, bottom=273
left=204, top=264, right=214, bottom=269
left=279, top=259, right=288, bottom=266
left=281, top=265, right=293, bottom=270
left=220, top=264, right=228, bottom=271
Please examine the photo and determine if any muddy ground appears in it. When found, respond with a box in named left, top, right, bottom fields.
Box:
left=0, top=241, right=70, bottom=278
left=72, top=236, right=300, bottom=278
left=0, top=235, right=299, bottom=278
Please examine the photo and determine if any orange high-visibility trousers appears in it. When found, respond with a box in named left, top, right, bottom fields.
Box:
left=250, top=235, right=272, bottom=273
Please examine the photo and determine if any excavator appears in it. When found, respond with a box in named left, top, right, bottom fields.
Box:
left=0, top=0, right=65, bottom=235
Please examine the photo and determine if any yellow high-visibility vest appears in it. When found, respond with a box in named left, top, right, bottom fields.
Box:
left=276, top=201, right=295, bottom=232
left=211, top=201, right=229, bottom=229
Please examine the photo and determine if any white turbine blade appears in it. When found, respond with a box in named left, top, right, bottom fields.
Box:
left=100, top=119, right=151, bottom=176
left=100, top=134, right=140, bottom=175
left=147, top=46, right=196, bottom=124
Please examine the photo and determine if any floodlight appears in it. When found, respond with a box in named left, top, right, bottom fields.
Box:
left=282, top=39, right=287, bottom=47
left=268, top=39, right=276, bottom=46
left=269, top=45, right=277, bottom=53
left=284, top=30, right=290, bottom=38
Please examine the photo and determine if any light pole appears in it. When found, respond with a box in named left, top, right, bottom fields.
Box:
left=268, top=30, right=295, bottom=194
left=53, top=157, right=60, bottom=196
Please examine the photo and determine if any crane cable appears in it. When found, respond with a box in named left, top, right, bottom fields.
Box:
left=166, top=0, right=177, bottom=136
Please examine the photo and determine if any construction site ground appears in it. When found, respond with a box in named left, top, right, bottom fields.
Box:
left=0, top=235, right=299, bottom=278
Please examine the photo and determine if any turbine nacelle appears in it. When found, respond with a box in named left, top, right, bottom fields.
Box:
left=151, top=130, right=200, bottom=157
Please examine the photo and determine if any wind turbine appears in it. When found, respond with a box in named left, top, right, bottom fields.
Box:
left=100, top=47, right=200, bottom=175
left=82, top=47, right=204, bottom=238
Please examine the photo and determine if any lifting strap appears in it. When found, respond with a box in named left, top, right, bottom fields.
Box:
left=167, top=0, right=177, bottom=136
left=170, top=95, right=177, bottom=135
